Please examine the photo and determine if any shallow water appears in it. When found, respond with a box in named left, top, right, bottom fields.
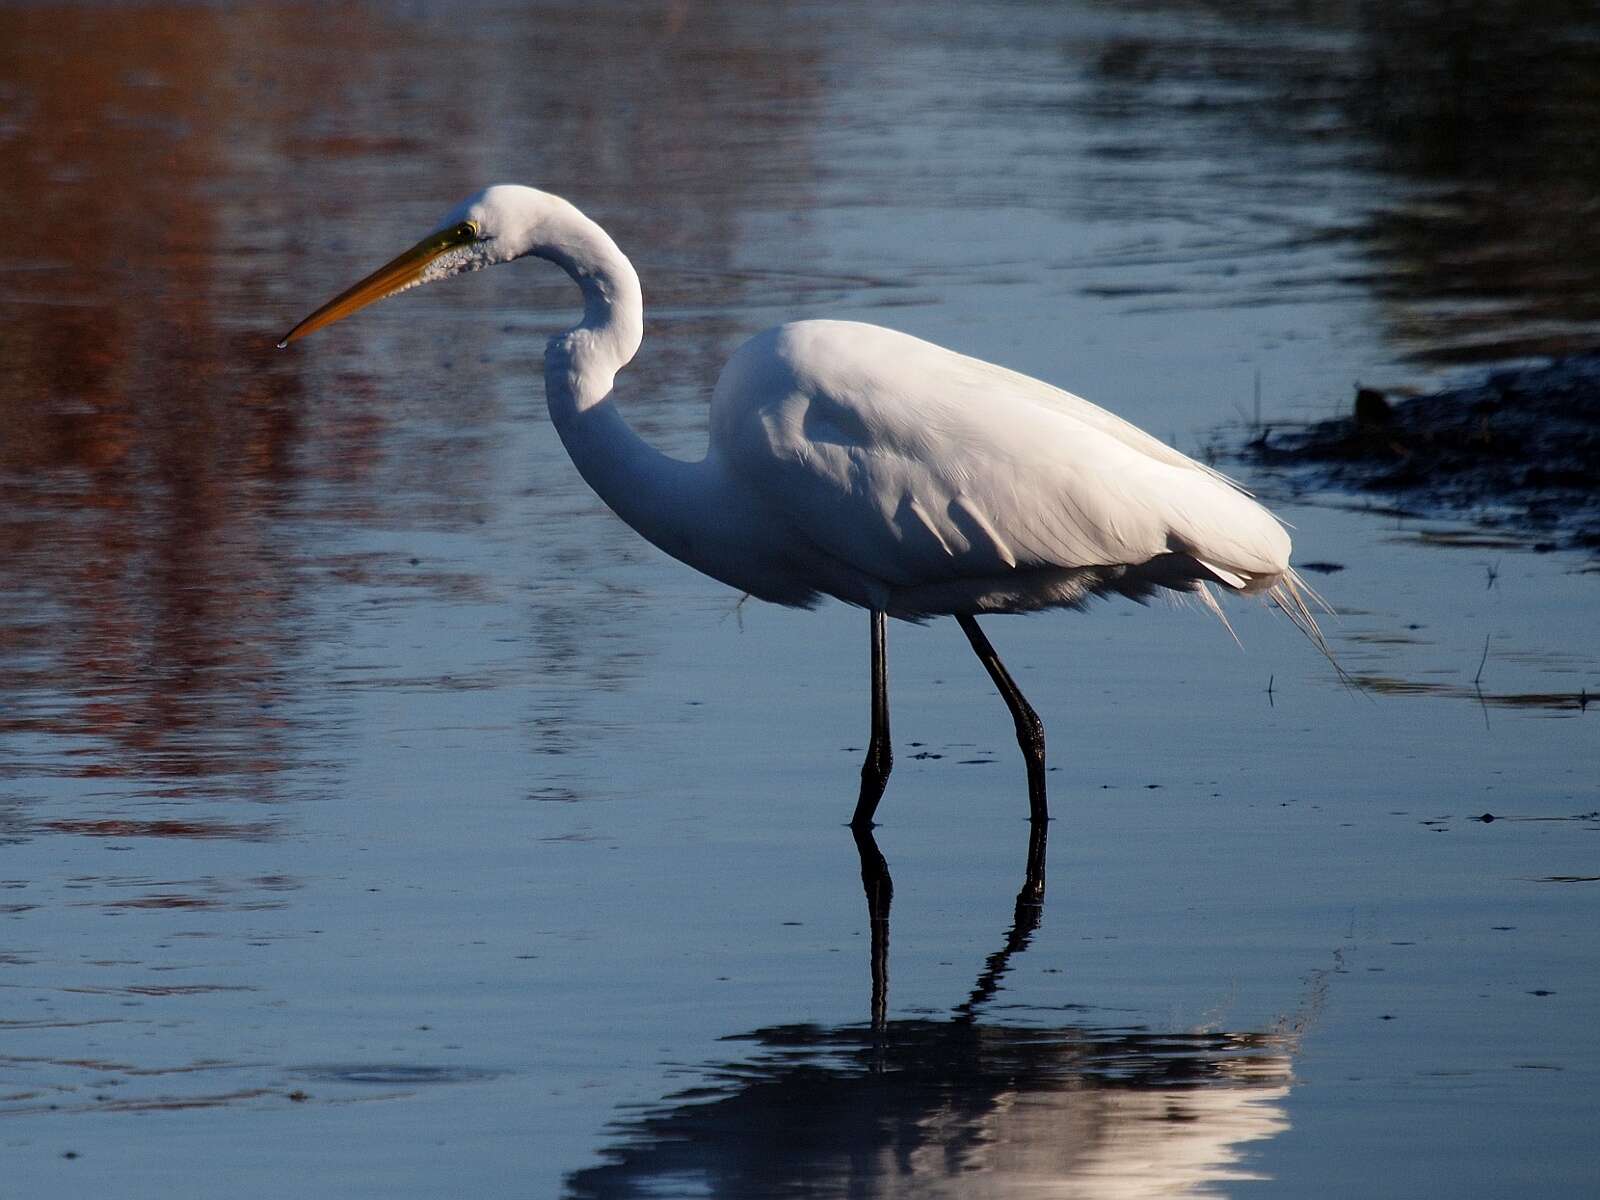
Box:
left=2, top=2, right=1597, bottom=1196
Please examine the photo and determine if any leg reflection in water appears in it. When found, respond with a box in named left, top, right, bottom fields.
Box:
left=853, top=820, right=1049, bottom=1031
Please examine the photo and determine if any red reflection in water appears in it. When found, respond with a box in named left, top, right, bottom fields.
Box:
left=0, top=7, right=308, bottom=803
left=0, top=3, right=826, bottom=825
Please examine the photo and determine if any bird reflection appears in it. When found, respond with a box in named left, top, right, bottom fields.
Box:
left=567, top=824, right=1299, bottom=1199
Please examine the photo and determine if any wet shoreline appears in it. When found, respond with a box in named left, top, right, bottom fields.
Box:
left=1230, top=354, right=1600, bottom=557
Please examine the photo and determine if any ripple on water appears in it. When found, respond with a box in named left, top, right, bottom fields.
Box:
left=289, top=1064, right=503, bottom=1087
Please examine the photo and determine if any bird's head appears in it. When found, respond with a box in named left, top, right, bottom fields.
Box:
left=278, top=185, right=576, bottom=347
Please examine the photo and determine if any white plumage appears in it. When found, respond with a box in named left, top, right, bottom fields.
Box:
left=282, top=185, right=1327, bottom=828
left=713, top=319, right=1311, bottom=623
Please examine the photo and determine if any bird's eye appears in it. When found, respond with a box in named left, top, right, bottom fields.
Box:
left=456, top=221, right=480, bottom=241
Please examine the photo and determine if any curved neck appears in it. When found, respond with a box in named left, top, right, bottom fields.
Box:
left=535, top=210, right=705, bottom=566
left=535, top=213, right=643, bottom=380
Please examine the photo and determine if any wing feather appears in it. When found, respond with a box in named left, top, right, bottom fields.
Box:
left=711, top=320, right=1291, bottom=603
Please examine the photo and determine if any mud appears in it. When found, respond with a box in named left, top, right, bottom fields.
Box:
left=1235, top=356, right=1600, bottom=553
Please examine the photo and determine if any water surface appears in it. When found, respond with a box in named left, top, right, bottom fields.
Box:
left=2, top=3, right=1596, bottom=1197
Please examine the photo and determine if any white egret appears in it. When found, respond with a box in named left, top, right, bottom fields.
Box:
left=281, top=185, right=1326, bottom=828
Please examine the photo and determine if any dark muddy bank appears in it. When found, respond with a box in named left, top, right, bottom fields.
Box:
left=1234, top=355, right=1600, bottom=553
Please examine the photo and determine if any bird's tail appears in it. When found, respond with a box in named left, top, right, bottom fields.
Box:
left=1268, top=569, right=1357, bottom=688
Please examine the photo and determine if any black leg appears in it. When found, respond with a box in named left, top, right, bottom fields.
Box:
left=956, top=614, right=1048, bottom=823
left=851, top=609, right=893, bottom=828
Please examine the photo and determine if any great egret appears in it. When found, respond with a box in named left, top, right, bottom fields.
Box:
left=281, top=185, right=1326, bottom=828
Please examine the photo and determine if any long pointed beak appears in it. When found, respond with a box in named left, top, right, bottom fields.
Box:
left=278, top=224, right=477, bottom=348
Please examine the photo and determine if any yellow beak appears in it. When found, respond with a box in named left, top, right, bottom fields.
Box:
left=278, top=223, right=478, bottom=348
